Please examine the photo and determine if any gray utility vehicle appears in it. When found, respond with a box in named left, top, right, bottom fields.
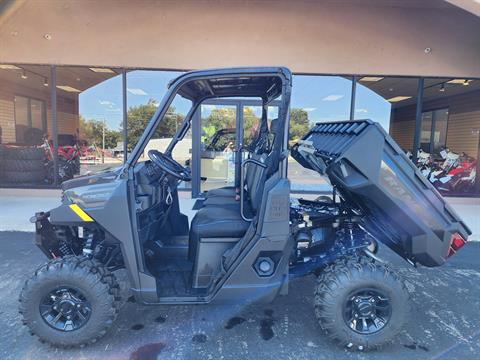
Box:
left=20, top=67, right=471, bottom=350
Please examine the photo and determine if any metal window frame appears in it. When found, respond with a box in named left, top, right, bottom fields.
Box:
left=191, top=98, right=281, bottom=198
left=2, top=63, right=478, bottom=196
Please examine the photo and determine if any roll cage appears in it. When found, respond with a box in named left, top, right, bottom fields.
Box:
left=125, top=67, right=292, bottom=170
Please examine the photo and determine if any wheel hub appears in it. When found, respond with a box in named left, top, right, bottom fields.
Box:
left=58, top=300, right=76, bottom=315
left=344, top=289, right=392, bottom=334
left=40, top=287, right=91, bottom=331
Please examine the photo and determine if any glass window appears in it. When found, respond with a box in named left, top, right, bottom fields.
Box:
left=420, top=79, right=479, bottom=195
left=30, top=99, right=45, bottom=130
left=432, top=108, right=448, bottom=152
left=142, top=93, right=193, bottom=161
left=55, top=66, right=125, bottom=179
left=200, top=103, right=238, bottom=192
left=390, top=77, right=479, bottom=195
left=14, top=96, right=46, bottom=145
left=289, top=75, right=353, bottom=192
left=126, top=70, right=183, bottom=151
left=14, top=96, right=29, bottom=143
left=363, top=77, right=419, bottom=152
left=420, top=108, right=448, bottom=153
left=0, top=65, right=52, bottom=186
left=355, top=78, right=392, bottom=131
left=420, top=111, right=433, bottom=151
left=242, top=105, right=278, bottom=148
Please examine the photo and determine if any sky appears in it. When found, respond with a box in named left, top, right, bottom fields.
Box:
left=79, top=71, right=392, bottom=131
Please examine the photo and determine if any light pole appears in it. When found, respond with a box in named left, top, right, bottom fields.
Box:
left=102, top=117, right=105, bottom=164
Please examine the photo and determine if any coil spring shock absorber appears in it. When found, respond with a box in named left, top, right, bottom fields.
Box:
left=83, top=233, right=94, bottom=256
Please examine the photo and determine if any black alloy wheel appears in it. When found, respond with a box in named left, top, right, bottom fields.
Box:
left=40, top=286, right=92, bottom=332
left=343, top=288, right=392, bottom=335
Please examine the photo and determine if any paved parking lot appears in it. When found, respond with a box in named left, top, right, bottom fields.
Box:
left=1, top=231, right=479, bottom=360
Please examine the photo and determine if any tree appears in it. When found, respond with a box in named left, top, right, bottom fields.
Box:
left=200, top=106, right=262, bottom=150
left=289, top=108, right=310, bottom=142
left=79, top=116, right=121, bottom=149
left=123, top=99, right=184, bottom=150
left=201, top=107, right=236, bottom=146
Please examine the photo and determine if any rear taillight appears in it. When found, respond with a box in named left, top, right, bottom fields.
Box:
left=447, top=233, right=466, bottom=258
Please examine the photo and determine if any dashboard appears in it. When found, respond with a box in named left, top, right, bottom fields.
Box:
left=133, top=161, right=178, bottom=213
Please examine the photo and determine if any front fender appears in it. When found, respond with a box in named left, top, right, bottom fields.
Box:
left=49, top=202, right=95, bottom=226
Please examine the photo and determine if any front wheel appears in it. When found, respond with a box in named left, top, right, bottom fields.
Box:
left=314, top=256, right=410, bottom=351
left=19, top=256, right=121, bottom=347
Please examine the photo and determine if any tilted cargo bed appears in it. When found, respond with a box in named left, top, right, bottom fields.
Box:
left=291, top=120, right=471, bottom=267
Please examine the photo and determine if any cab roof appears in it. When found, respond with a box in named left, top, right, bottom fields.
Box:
left=168, top=67, right=291, bottom=102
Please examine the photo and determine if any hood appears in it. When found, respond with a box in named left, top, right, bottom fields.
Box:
left=62, top=166, right=123, bottom=191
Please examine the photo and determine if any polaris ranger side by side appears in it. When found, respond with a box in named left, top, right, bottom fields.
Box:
left=20, top=67, right=471, bottom=350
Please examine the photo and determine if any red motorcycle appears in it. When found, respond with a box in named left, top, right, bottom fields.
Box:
left=41, top=136, right=79, bottom=183
left=432, top=153, right=477, bottom=194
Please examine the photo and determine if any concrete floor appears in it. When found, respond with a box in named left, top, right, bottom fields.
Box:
left=0, top=231, right=479, bottom=360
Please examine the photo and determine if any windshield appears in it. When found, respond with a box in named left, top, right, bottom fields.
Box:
left=131, top=94, right=193, bottom=164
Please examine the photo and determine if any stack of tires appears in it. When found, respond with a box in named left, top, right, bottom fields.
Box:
left=0, top=145, right=5, bottom=180
left=1, top=147, right=45, bottom=183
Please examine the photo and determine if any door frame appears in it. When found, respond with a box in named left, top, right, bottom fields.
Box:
left=191, top=99, right=281, bottom=198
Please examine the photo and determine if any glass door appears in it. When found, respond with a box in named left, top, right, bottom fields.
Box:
left=421, top=108, right=449, bottom=154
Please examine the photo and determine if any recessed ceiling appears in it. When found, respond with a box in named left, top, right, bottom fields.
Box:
left=356, top=76, right=480, bottom=108
left=0, top=65, right=120, bottom=99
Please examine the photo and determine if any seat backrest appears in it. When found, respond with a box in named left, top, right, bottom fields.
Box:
left=247, top=153, right=268, bottom=212
left=244, top=118, right=280, bottom=212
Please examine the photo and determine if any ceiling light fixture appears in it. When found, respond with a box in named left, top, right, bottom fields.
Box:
left=440, top=84, right=445, bottom=92
left=21, top=69, right=28, bottom=79
left=387, top=96, right=412, bottom=103
left=359, top=76, right=384, bottom=82
left=0, top=64, right=21, bottom=70
left=56, top=85, right=81, bottom=92
left=447, top=79, right=470, bottom=85
left=89, top=67, right=115, bottom=74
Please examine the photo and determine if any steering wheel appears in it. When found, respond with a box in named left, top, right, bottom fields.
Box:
left=148, top=150, right=191, bottom=182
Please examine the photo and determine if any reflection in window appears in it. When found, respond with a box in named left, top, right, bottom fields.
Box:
left=242, top=105, right=278, bottom=147
left=126, top=70, right=183, bottom=152
left=289, top=75, right=352, bottom=192
left=14, top=96, right=46, bottom=145
left=140, top=93, right=193, bottom=189
left=200, top=103, right=238, bottom=192
left=77, top=69, right=123, bottom=175
left=355, top=79, right=392, bottom=131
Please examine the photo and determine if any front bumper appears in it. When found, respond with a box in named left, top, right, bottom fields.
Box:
left=32, top=211, right=58, bottom=259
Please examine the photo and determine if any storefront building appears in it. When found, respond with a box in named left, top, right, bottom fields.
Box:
left=0, top=0, right=479, bottom=196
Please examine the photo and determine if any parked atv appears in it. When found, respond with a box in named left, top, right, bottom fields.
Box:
left=19, top=67, right=470, bottom=350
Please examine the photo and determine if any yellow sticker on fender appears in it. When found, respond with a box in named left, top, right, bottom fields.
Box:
left=69, top=204, right=94, bottom=222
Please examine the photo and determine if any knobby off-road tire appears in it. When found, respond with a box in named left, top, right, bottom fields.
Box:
left=314, top=255, right=410, bottom=351
left=2, top=158, right=45, bottom=172
left=5, top=146, right=44, bottom=160
left=2, top=169, right=45, bottom=183
left=19, top=256, right=121, bottom=347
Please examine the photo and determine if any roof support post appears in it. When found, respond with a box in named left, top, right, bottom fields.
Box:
left=50, top=65, right=58, bottom=186
left=349, top=75, right=357, bottom=121
left=412, top=77, right=424, bottom=164
left=122, top=69, right=128, bottom=162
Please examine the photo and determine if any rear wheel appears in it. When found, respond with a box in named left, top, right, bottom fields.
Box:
left=19, top=256, right=121, bottom=347
left=314, top=255, right=409, bottom=350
